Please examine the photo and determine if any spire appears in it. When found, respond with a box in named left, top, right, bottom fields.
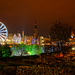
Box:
left=34, top=21, right=37, bottom=29
left=34, top=21, right=38, bottom=39
left=35, top=21, right=36, bottom=25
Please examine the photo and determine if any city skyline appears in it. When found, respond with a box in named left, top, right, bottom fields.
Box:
left=0, top=0, right=75, bottom=37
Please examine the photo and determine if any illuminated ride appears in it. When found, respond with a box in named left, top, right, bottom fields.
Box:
left=0, top=22, right=8, bottom=43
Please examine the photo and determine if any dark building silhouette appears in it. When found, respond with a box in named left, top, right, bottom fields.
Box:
left=34, top=21, right=38, bottom=39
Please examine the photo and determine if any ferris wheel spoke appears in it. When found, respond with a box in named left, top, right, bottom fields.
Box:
left=1, top=30, right=7, bottom=32
left=0, top=26, right=6, bottom=30
left=0, top=24, right=3, bottom=29
left=0, top=33, right=7, bottom=35
left=0, top=36, right=4, bottom=42
left=1, top=35, right=6, bottom=39
left=0, top=35, right=5, bottom=39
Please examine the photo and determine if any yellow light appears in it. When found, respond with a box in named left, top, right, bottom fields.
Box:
left=27, top=51, right=31, bottom=54
left=72, top=47, right=75, bottom=50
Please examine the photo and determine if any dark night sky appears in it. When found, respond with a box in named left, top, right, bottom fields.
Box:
left=0, top=0, right=75, bottom=37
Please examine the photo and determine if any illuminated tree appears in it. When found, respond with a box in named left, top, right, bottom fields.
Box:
left=11, top=44, right=43, bottom=56
left=0, top=44, right=12, bottom=57
left=0, top=45, right=2, bottom=57
left=25, top=45, right=42, bottom=55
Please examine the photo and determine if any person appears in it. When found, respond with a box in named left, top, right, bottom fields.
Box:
left=60, top=40, right=65, bottom=57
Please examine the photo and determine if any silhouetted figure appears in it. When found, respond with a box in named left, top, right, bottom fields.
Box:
left=57, top=42, right=60, bottom=57
left=60, top=40, right=64, bottom=57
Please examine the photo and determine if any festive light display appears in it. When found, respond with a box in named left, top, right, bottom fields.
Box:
left=13, top=33, right=21, bottom=44
left=10, top=44, right=44, bottom=56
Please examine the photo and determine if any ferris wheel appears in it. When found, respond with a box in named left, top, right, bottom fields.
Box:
left=0, top=22, right=8, bottom=43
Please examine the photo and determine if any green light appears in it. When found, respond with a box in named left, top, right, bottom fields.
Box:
left=11, top=44, right=43, bottom=56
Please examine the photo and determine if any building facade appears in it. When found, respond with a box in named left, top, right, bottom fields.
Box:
left=5, top=22, right=50, bottom=46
